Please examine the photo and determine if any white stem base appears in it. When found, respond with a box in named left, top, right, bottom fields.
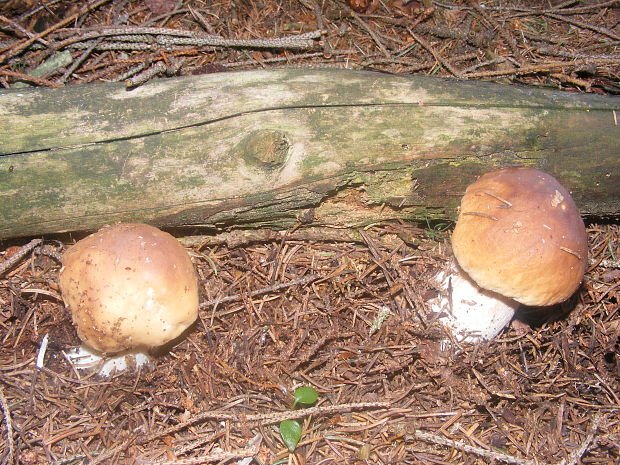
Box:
left=430, top=262, right=519, bottom=343
left=65, top=344, right=151, bottom=377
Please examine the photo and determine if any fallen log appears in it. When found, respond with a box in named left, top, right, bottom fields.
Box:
left=1, top=69, right=618, bottom=239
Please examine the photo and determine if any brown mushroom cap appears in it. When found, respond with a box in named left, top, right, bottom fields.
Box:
left=59, top=223, right=199, bottom=354
left=451, top=167, right=587, bottom=307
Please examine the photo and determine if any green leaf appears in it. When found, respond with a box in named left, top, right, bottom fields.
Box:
left=279, top=419, right=302, bottom=452
left=293, top=386, right=318, bottom=407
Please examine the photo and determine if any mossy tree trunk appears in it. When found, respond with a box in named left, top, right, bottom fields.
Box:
left=1, top=69, right=619, bottom=239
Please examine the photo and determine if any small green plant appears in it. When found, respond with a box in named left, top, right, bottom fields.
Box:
left=278, top=386, right=319, bottom=452
left=279, top=419, right=302, bottom=452
left=423, top=215, right=452, bottom=241
left=292, top=386, right=318, bottom=407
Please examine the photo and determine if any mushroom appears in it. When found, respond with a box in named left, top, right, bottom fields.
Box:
left=59, top=223, right=199, bottom=375
left=431, top=167, right=588, bottom=343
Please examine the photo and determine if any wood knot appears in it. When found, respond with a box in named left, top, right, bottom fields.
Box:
left=236, top=129, right=290, bottom=170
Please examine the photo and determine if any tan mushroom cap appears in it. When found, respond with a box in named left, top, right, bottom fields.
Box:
left=451, top=167, right=588, bottom=307
left=59, top=223, right=199, bottom=354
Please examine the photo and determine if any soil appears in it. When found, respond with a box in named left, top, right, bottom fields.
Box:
left=0, top=1, right=619, bottom=464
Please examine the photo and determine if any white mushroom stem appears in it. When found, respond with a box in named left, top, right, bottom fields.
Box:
left=64, top=344, right=151, bottom=377
left=430, top=261, right=519, bottom=343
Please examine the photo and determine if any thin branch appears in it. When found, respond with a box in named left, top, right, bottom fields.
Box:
left=0, top=0, right=113, bottom=64
left=407, top=28, right=462, bottom=78
left=0, top=239, right=43, bottom=277
left=464, top=58, right=620, bottom=78
left=410, top=429, right=537, bottom=465
left=348, top=9, right=391, bottom=58
left=124, top=60, right=167, bottom=87
left=57, top=38, right=103, bottom=84
left=544, top=12, right=620, bottom=41
left=409, top=413, right=603, bottom=465
left=0, top=387, right=14, bottom=465
left=90, top=402, right=390, bottom=463
left=199, top=274, right=320, bottom=309
left=535, top=45, right=620, bottom=60
left=591, top=258, right=620, bottom=268
left=0, top=69, right=63, bottom=88
left=153, top=436, right=261, bottom=465
left=54, top=27, right=322, bottom=51
left=0, top=14, right=48, bottom=44
left=114, top=60, right=150, bottom=82
left=468, top=0, right=521, bottom=60
left=152, top=402, right=390, bottom=442
left=557, top=414, right=601, bottom=465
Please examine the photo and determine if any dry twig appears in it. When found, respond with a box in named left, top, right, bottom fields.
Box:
left=0, top=70, right=63, bottom=88
left=407, top=28, right=462, bottom=78
left=153, top=435, right=261, bottom=465
left=124, top=60, right=167, bottom=87
left=0, top=387, right=14, bottom=465
left=0, top=239, right=43, bottom=277
left=544, top=12, right=620, bottom=42
left=409, top=413, right=602, bottom=465
left=200, top=274, right=320, bottom=309
left=89, top=402, right=390, bottom=462
left=55, top=27, right=322, bottom=51
left=465, top=58, right=620, bottom=78
left=0, top=0, right=113, bottom=64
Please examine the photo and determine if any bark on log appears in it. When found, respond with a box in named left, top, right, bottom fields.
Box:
left=1, top=69, right=619, bottom=240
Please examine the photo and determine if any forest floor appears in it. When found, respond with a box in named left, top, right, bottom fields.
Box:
left=0, top=1, right=619, bottom=464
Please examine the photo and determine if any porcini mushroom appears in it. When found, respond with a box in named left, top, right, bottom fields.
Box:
left=59, top=223, right=199, bottom=375
left=431, top=167, right=588, bottom=343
